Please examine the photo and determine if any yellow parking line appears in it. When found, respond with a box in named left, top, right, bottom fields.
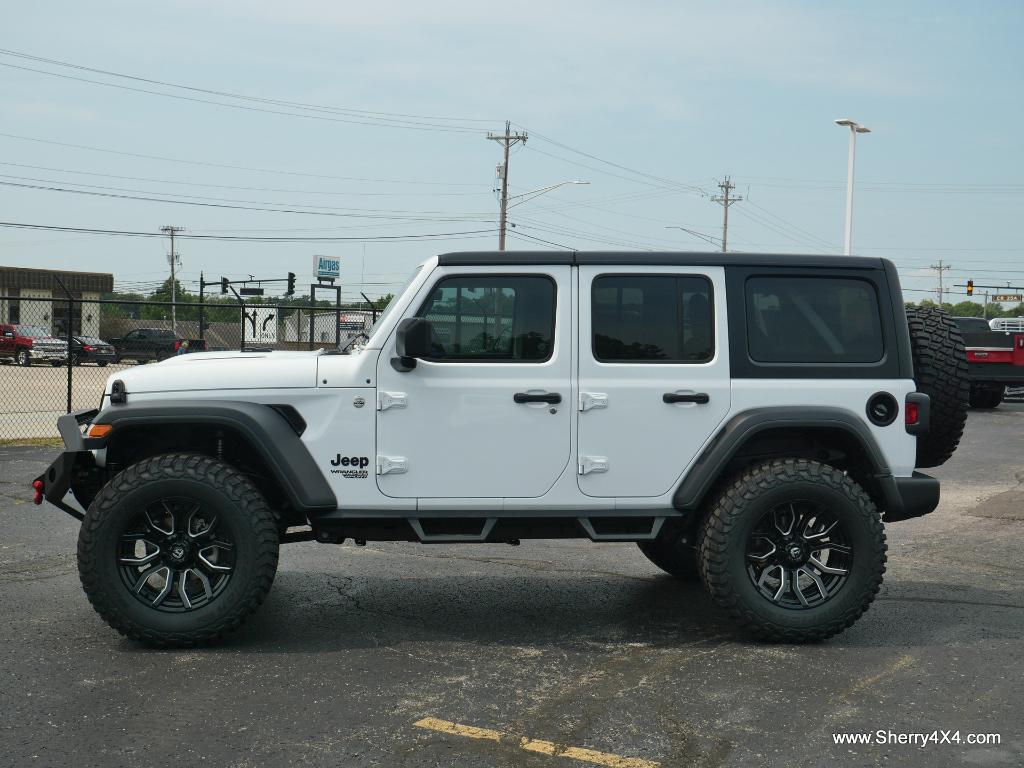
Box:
left=414, top=717, right=659, bottom=768
left=414, top=717, right=502, bottom=742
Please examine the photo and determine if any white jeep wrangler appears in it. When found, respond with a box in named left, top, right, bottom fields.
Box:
left=34, top=251, right=969, bottom=645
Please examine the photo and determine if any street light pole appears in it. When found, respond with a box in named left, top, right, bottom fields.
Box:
left=834, top=119, right=870, bottom=255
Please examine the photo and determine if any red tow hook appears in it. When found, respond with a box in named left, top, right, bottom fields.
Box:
left=32, top=479, right=44, bottom=505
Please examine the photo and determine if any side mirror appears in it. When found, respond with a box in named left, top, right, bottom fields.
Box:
left=392, top=317, right=433, bottom=372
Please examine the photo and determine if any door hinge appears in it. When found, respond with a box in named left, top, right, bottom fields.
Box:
left=377, top=391, right=407, bottom=411
left=376, top=455, right=408, bottom=475
left=579, top=392, right=608, bottom=412
left=578, top=456, right=609, bottom=475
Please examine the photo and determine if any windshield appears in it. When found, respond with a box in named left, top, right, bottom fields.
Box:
left=16, top=326, right=51, bottom=338
left=368, top=265, right=422, bottom=338
left=954, top=317, right=990, bottom=333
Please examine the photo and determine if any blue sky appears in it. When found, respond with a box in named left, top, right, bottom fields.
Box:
left=1, top=0, right=1021, bottom=304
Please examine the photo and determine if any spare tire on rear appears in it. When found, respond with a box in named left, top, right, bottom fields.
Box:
left=905, top=305, right=969, bottom=468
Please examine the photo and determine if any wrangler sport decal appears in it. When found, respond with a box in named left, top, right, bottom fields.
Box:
left=330, top=454, right=370, bottom=479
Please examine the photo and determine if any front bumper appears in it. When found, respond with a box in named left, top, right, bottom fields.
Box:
left=33, top=408, right=103, bottom=521
left=33, top=349, right=68, bottom=361
left=881, top=471, right=940, bottom=523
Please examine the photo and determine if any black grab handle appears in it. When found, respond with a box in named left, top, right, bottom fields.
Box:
left=663, top=392, right=710, bottom=404
left=514, top=392, right=562, bottom=404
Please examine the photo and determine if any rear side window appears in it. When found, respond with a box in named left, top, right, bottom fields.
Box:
left=746, top=277, right=883, bottom=363
left=592, top=275, right=714, bottom=363
left=418, top=275, right=556, bottom=362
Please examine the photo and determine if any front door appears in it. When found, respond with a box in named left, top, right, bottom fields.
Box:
left=375, top=265, right=573, bottom=499
left=576, top=266, right=731, bottom=498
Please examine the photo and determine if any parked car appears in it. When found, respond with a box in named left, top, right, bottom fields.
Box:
left=954, top=316, right=1024, bottom=408
left=108, top=328, right=207, bottom=363
left=0, top=324, right=69, bottom=366
left=71, top=336, right=117, bottom=367
left=36, top=250, right=969, bottom=647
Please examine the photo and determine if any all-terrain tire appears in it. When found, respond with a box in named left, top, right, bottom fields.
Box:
left=969, top=383, right=1004, bottom=409
left=699, top=459, right=887, bottom=643
left=78, top=453, right=279, bottom=647
left=637, top=525, right=699, bottom=580
left=905, top=305, right=969, bottom=468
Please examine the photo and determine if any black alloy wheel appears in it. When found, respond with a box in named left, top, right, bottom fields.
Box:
left=118, top=498, right=236, bottom=612
left=746, top=501, right=852, bottom=609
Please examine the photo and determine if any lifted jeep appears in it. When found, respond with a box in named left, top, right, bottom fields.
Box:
left=33, top=251, right=969, bottom=646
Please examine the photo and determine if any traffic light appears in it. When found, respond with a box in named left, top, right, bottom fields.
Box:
left=967, top=280, right=974, bottom=296
left=286, top=272, right=296, bottom=296
left=220, top=277, right=229, bottom=294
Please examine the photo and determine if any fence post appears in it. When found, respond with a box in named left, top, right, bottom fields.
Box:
left=53, top=275, right=73, bottom=414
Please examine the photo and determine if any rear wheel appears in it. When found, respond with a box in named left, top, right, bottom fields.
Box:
left=905, top=305, right=969, bottom=468
left=699, top=459, right=886, bottom=642
left=78, top=454, right=279, bottom=647
left=98, top=360, right=109, bottom=368
left=969, top=383, right=1004, bottom=409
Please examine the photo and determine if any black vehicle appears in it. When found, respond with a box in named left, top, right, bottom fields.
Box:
left=108, top=328, right=207, bottom=363
left=72, top=336, right=117, bottom=367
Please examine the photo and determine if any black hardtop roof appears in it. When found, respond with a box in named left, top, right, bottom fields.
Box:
left=436, top=251, right=888, bottom=270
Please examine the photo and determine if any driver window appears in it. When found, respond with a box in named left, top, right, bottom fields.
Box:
left=418, top=275, right=556, bottom=362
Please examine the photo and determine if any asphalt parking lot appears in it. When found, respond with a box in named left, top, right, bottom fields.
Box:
left=1, top=407, right=1022, bottom=768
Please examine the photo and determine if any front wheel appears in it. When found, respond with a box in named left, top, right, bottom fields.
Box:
left=16, top=349, right=30, bottom=366
left=699, top=459, right=886, bottom=642
left=77, top=454, right=280, bottom=647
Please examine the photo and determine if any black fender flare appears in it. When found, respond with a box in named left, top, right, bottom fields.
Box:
left=92, top=400, right=337, bottom=513
left=672, top=406, right=909, bottom=517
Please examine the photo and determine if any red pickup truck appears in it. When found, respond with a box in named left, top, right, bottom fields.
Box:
left=0, top=324, right=70, bottom=366
left=954, top=317, right=1024, bottom=408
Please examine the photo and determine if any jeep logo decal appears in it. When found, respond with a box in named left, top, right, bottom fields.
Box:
left=331, top=455, right=369, bottom=468
left=330, top=454, right=370, bottom=479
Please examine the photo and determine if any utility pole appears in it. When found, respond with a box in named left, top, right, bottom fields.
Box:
left=487, top=121, right=528, bottom=250
left=929, top=259, right=952, bottom=307
left=161, top=226, right=184, bottom=334
left=710, top=176, right=742, bottom=253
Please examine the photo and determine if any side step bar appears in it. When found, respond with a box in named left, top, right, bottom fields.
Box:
left=312, top=515, right=669, bottom=544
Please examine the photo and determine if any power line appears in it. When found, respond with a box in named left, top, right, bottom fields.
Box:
left=0, top=220, right=498, bottom=242
left=0, top=59, right=491, bottom=135
left=0, top=179, right=496, bottom=222
left=0, top=47, right=496, bottom=126
left=0, top=160, right=489, bottom=197
left=513, top=123, right=706, bottom=195
left=0, top=132, right=483, bottom=186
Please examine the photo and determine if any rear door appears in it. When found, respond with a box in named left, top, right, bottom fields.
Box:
left=576, top=266, right=731, bottom=498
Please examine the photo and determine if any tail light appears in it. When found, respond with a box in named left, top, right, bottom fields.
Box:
left=904, top=393, right=930, bottom=436
left=32, top=479, right=43, bottom=505
left=82, top=345, right=94, bottom=351
left=905, top=402, right=920, bottom=426
left=173, top=340, right=181, bottom=351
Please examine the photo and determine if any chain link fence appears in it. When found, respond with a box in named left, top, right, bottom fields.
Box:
left=0, top=295, right=372, bottom=441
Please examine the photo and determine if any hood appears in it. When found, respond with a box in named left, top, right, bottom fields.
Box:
left=107, top=350, right=321, bottom=394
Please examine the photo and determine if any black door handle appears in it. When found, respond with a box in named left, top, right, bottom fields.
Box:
left=514, top=392, right=562, bottom=404
left=663, top=392, right=710, bottom=404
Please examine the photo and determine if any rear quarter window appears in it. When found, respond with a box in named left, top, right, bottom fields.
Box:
left=745, top=276, right=884, bottom=364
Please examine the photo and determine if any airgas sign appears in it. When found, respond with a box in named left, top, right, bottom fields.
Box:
left=314, top=256, right=341, bottom=281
